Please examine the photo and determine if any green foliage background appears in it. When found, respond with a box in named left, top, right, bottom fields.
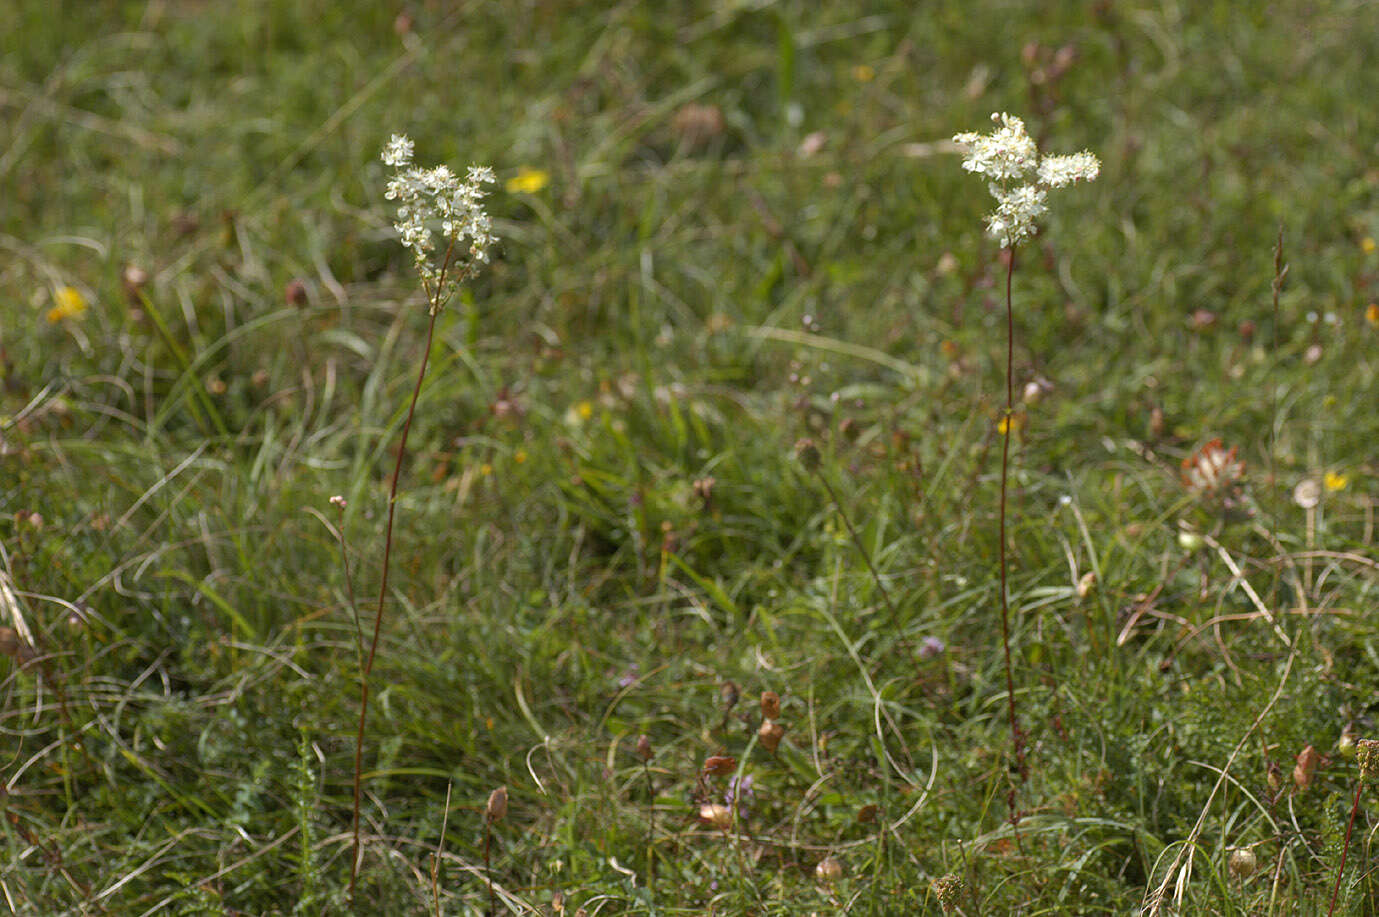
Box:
left=1, top=1, right=1376, bottom=913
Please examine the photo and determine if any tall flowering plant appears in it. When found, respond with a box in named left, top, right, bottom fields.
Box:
left=350, top=136, right=497, bottom=897
left=951, top=112, right=1098, bottom=819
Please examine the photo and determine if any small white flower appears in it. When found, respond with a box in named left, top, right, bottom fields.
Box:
left=953, top=112, right=1038, bottom=181
left=381, top=133, right=414, bottom=168
left=1037, top=151, right=1100, bottom=188
left=986, top=183, right=1048, bottom=247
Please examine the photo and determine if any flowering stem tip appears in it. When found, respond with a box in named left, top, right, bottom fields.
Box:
left=952, top=112, right=1099, bottom=247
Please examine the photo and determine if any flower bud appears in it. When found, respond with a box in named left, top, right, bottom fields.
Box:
left=1339, top=727, right=1358, bottom=760
left=285, top=278, right=309, bottom=307
left=794, top=438, right=821, bottom=472
left=1177, top=530, right=1204, bottom=552
left=1076, top=571, right=1096, bottom=599
left=122, top=264, right=149, bottom=303
left=760, top=691, right=781, bottom=721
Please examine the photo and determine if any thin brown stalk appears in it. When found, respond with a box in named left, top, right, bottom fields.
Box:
left=484, top=819, right=496, bottom=916
left=349, top=240, right=466, bottom=899
left=998, top=245, right=1027, bottom=810
left=1328, top=778, right=1362, bottom=917
left=433, top=781, right=453, bottom=917
left=350, top=305, right=442, bottom=898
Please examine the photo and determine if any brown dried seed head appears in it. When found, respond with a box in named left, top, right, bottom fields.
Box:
left=285, top=278, right=308, bottom=307
left=1293, top=745, right=1322, bottom=791
left=758, top=720, right=785, bottom=754
left=760, top=691, right=781, bottom=721
left=932, top=873, right=963, bottom=908
left=794, top=438, right=821, bottom=472
left=702, top=755, right=737, bottom=776
left=635, top=734, right=653, bottom=762
left=1076, top=571, right=1096, bottom=599
left=1358, top=739, right=1379, bottom=782
left=486, top=785, right=508, bottom=822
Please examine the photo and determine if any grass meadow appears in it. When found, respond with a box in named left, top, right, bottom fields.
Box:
left=2, top=1, right=1378, bottom=913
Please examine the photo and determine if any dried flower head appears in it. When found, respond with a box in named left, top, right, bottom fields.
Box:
left=1358, top=739, right=1379, bottom=782
left=635, top=734, right=653, bottom=762
left=1181, top=439, right=1244, bottom=495
left=1293, top=745, right=1323, bottom=791
left=758, top=720, right=785, bottom=753
left=760, top=691, right=781, bottom=721
left=486, top=785, right=508, bottom=822
left=702, top=755, right=737, bottom=777
left=931, top=872, right=963, bottom=910
left=952, top=112, right=1099, bottom=247
left=381, top=134, right=496, bottom=312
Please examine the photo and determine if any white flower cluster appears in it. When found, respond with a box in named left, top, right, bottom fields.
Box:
left=382, top=133, right=496, bottom=311
left=953, top=113, right=1099, bottom=248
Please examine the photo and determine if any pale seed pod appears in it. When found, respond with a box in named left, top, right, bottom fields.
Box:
left=1227, top=846, right=1258, bottom=879
left=815, top=855, right=842, bottom=882
left=698, top=803, right=732, bottom=830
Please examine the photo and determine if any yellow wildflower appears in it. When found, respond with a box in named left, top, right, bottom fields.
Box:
left=1366, top=303, right=1379, bottom=327
left=851, top=64, right=875, bottom=83
left=997, top=413, right=1025, bottom=435
left=505, top=167, right=550, bottom=194
left=576, top=400, right=593, bottom=420
left=1324, top=471, right=1350, bottom=492
left=480, top=463, right=493, bottom=477
left=514, top=449, right=528, bottom=465
left=46, top=286, right=87, bottom=323
left=1363, top=237, right=1377, bottom=254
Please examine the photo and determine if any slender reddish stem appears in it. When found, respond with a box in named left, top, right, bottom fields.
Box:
left=999, top=246, right=1027, bottom=811
left=1328, top=778, right=1363, bottom=916
left=349, top=306, right=441, bottom=897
